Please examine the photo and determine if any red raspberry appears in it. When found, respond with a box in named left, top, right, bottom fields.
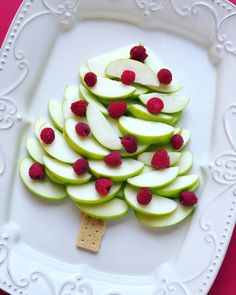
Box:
left=40, top=127, right=55, bottom=144
left=137, top=188, right=152, bottom=205
left=28, top=163, right=45, bottom=180
left=146, top=97, right=164, bottom=114
left=84, top=72, right=97, bottom=87
left=104, top=151, right=122, bottom=167
left=95, top=178, right=113, bottom=196
left=70, top=100, right=87, bottom=117
left=75, top=122, right=90, bottom=137
left=171, top=134, right=184, bottom=150
left=157, top=68, right=172, bottom=85
left=121, top=70, right=136, bottom=85
left=180, top=191, right=198, bottom=207
left=121, top=135, right=137, bottom=153
left=108, top=101, right=127, bottom=119
left=130, top=45, right=148, bottom=62
left=151, top=148, right=170, bottom=169
left=73, top=158, right=89, bottom=175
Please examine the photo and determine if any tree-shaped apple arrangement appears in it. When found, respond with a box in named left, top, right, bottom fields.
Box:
left=20, top=44, right=200, bottom=252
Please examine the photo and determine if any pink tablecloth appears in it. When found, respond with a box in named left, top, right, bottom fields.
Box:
left=0, top=1, right=236, bottom=294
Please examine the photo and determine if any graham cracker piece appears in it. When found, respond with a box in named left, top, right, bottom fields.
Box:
left=77, top=214, right=106, bottom=252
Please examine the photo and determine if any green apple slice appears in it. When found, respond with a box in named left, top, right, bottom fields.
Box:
left=64, top=118, right=108, bottom=159
left=140, top=166, right=154, bottom=174
left=127, top=167, right=179, bottom=188
left=178, top=129, right=191, bottom=150
left=67, top=181, right=122, bottom=204
left=48, top=100, right=64, bottom=131
left=76, top=198, right=128, bottom=220
left=139, top=93, right=189, bottom=114
left=170, top=112, right=182, bottom=126
left=127, top=103, right=175, bottom=124
left=80, top=67, right=135, bottom=99
left=135, top=201, right=195, bottom=228
left=119, top=116, right=174, bottom=144
left=45, top=168, right=64, bottom=184
left=176, top=151, right=193, bottom=176
left=20, top=157, right=67, bottom=200
left=43, top=156, right=91, bottom=184
left=124, top=184, right=177, bottom=216
left=134, top=85, right=149, bottom=96
left=26, top=137, right=46, bottom=164
left=174, top=127, right=182, bottom=135
left=154, top=174, right=200, bottom=197
left=121, top=144, right=148, bottom=158
left=64, top=84, right=79, bottom=101
left=105, top=59, right=160, bottom=89
left=87, top=103, right=122, bottom=150
left=37, top=122, right=79, bottom=164
left=34, top=117, right=47, bottom=137
left=79, top=85, right=108, bottom=115
left=89, top=159, right=144, bottom=181
left=138, top=151, right=181, bottom=167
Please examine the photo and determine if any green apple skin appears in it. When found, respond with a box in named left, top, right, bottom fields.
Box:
left=170, top=112, right=182, bottom=126
left=118, top=116, right=174, bottom=144
left=137, top=151, right=181, bottom=167
left=20, top=157, right=67, bottom=201
left=127, top=167, right=179, bottom=188
left=176, top=151, right=193, bottom=176
left=48, top=100, right=64, bottom=131
left=43, top=156, right=92, bottom=185
left=67, top=181, right=122, bottom=204
left=135, top=201, right=195, bottom=228
left=124, top=184, right=177, bottom=216
left=26, top=137, right=46, bottom=164
left=45, top=168, right=65, bottom=184
left=154, top=174, right=200, bottom=197
left=105, top=58, right=160, bottom=89
left=79, top=85, right=108, bottom=115
left=76, top=198, right=129, bottom=220
left=174, top=127, right=182, bottom=135
left=64, top=118, right=109, bottom=159
left=89, top=159, right=144, bottom=182
left=80, top=67, right=136, bottom=100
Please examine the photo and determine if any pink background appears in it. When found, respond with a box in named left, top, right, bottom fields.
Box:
left=0, top=1, right=236, bottom=294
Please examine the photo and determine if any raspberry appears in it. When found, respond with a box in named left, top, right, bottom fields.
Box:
left=28, top=163, right=45, bottom=180
left=180, top=191, right=198, bottom=207
left=84, top=72, right=97, bottom=87
left=104, top=151, right=122, bottom=167
left=130, top=45, right=148, bottom=62
left=171, top=134, right=184, bottom=150
left=40, top=127, right=55, bottom=144
left=121, top=135, right=137, bottom=153
left=157, top=68, right=172, bottom=85
left=73, top=158, right=89, bottom=175
left=75, top=122, right=90, bottom=137
left=146, top=97, right=164, bottom=114
left=108, top=101, right=127, bottom=119
left=151, top=148, right=170, bottom=169
left=121, top=70, right=136, bottom=85
left=137, top=188, right=152, bottom=205
left=95, top=178, right=113, bottom=196
left=70, top=100, right=87, bottom=117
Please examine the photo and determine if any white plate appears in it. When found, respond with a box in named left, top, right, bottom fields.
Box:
left=0, top=0, right=236, bottom=294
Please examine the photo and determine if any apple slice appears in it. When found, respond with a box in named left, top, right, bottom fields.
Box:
left=67, top=181, right=122, bottom=204
left=127, top=103, right=175, bottom=124
left=64, top=84, right=79, bottom=100
left=45, top=168, right=64, bottom=184
left=119, top=116, right=174, bottom=144
left=139, top=93, right=189, bottom=114
left=174, top=127, right=182, bottom=135
left=37, top=122, right=79, bottom=164
left=20, top=157, right=67, bottom=200
left=34, top=117, right=47, bottom=137
left=64, top=118, right=109, bottom=159
left=80, top=67, right=135, bottom=99
left=121, top=144, right=148, bottom=158
left=138, top=151, right=181, bottom=167
left=76, top=198, right=128, bottom=220
left=79, top=85, right=108, bottom=115
left=136, top=201, right=195, bottom=228
left=105, top=59, right=160, bottom=89
left=134, top=85, right=149, bottom=96
left=89, top=159, right=144, bottom=181
left=26, top=137, right=46, bottom=164
left=124, top=184, right=177, bottom=216
left=176, top=151, right=193, bottom=176
left=178, top=129, right=191, bottom=150
left=154, top=174, right=200, bottom=197
left=87, top=103, right=122, bottom=150
left=48, top=100, right=64, bottom=131
left=43, top=156, right=92, bottom=185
